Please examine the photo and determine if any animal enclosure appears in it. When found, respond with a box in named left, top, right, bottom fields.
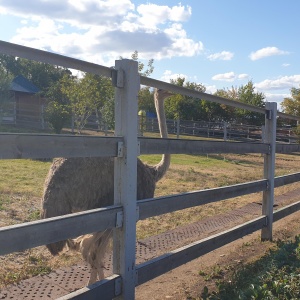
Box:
left=0, top=40, right=300, bottom=299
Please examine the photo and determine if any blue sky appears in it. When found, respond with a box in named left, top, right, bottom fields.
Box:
left=0, top=0, right=299, bottom=108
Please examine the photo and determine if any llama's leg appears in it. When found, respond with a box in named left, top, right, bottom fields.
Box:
left=97, top=264, right=105, bottom=281
left=88, top=267, right=98, bottom=285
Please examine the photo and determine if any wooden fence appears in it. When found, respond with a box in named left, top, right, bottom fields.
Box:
left=140, top=117, right=299, bottom=143
left=0, top=40, right=300, bottom=300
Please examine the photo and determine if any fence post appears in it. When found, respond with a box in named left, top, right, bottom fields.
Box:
left=261, top=102, right=277, bottom=241
left=176, top=118, right=180, bottom=139
left=261, top=125, right=265, bottom=142
left=41, top=104, right=45, bottom=130
left=223, top=122, right=227, bottom=141
left=113, top=59, right=139, bottom=299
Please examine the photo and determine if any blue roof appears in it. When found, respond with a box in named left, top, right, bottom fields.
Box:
left=10, top=75, right=40, bottom=94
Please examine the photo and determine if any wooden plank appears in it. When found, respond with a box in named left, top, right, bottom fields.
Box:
left=274, top=172, right=300, bottom=187
left=138, top=180, right=267, bottom=220
left=0, top=205, right=121, bottom=255
left=139, top=138, right=269, bottom=155
left=273, top=201, right=300, bottom=222
left=0, top=134, right=122, bottom=159
left=136, top=216, right=266, bottom=285
left=57, top=274, right=121, bottom=300
left=276, top=143, right=300, bottom=154
left=0, top=40, right=113, bottom=78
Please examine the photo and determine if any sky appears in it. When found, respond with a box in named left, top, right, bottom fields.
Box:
left=0, top=0, right=299, bottom=109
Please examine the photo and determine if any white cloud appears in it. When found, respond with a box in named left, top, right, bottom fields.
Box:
left=0, top=0, right=135, bottom=27
left=212, top=72, right=235, bottom=82
left=264, top=93, right=290, bottom=107
left=212, top=72, right=250, bottom=82
left=207, top=51, right=234, bottom=61
left=282, top=63, right=290, bottom=67
left=161, top=70, right=188, bottom=83
left=205, top=85, right=217, bottom=94
left=0, top=1, right=203, bottom=64
left=255, top=75, right=300, bottom=91
left=137, top=3, right=191, bottom=28
left=249, top=47, right=289, bottom=61
left=238, top=73, right=249, bottom=80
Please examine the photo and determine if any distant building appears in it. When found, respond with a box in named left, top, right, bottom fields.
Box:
left=2, top=75, right=46, bottom=129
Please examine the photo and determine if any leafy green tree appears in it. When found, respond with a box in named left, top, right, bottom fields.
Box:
left=164, top=77, right=206, bottom=120
left=0, top=66, right=13, bottom=123
left=138, top=87, right=155, bottom=113
left=44, top=81, right=71, bottom=133
left=281, top=87, right=300, bottom=117
left=215, top=81, right=265, bottom=125
left=214, top=88, right=237, bottom=122
left=0, top=54, right=71, bottom=93
left=60, top=73, right=115, bottom=133
left=281, top=87, right=300, bottom=137
left=236, top=81, right=265, bottom=125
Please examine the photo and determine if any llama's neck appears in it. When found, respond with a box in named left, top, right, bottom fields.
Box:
left=153, top=89, right=171, bottom=182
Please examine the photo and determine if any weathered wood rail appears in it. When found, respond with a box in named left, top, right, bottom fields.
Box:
left=0, top=40, right=299, bottom=299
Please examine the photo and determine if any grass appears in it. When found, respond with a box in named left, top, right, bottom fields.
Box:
left=0, top=159, right=51, bottom=197
left=199, top=236, right=300, bottom=300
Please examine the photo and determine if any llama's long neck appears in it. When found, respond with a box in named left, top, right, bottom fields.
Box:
left=153, top=89, right=171, bottom=182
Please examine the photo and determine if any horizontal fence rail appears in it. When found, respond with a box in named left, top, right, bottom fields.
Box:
left=139, top=138, right=270, bottom=155
left=0, top=134, right=123, bottom=159
left=276, top=143, right=300, bottom=154
left=136, top=216, right=267, bottom=285
left=0, top=134, right=298, bottom=160
left=3, top=170, right=298, bottom=256
left=0, top=205, right=121, bottom=255
left=138, top=179, right=268, bottom=220
left=1, top=40, right=300, bottom=122
left=0, top=40, right=114, bottom=79
left=274, top=172, right=300, bottom=187
left=140, top=76, right=300, bottom=122
left=273, top=200, right=300, bottom=222
left=57, top=274, right=122, bottom=300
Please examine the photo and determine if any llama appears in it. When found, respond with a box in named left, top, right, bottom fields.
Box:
left=41, top=89, right=171, bottom=259
left=67, top=230, right=112, bottom=285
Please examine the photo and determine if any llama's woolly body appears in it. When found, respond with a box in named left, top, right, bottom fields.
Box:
left=41, top=156, right=157, bottom=254
left=41, top=89, right=172, bottom=284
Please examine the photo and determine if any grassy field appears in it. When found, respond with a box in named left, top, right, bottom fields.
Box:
left=0, top=140, right=299, bottom=293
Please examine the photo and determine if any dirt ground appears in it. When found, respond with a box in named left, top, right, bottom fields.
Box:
left=135, top=210, right=300, bottom=300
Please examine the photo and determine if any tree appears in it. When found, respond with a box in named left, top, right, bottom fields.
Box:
left=215, top=81, right=266, bottom=125
left=164, top=77, right=206, bottom=120
left=138, top=87, right=155, bottom=113
left=236, top=81, right=265, bottom=125
left=44, top=81, right=71, bottom=134
left=0, top=54, right=71, bottom=93
left=281, top=87, right=300, bottom=117
left=0, top=65, right=13, bottom=121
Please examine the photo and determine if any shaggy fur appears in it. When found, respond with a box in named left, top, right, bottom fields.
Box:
left=41, top=89, right=171, bottom=256
left=67, top=230, right=112, bottom=285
